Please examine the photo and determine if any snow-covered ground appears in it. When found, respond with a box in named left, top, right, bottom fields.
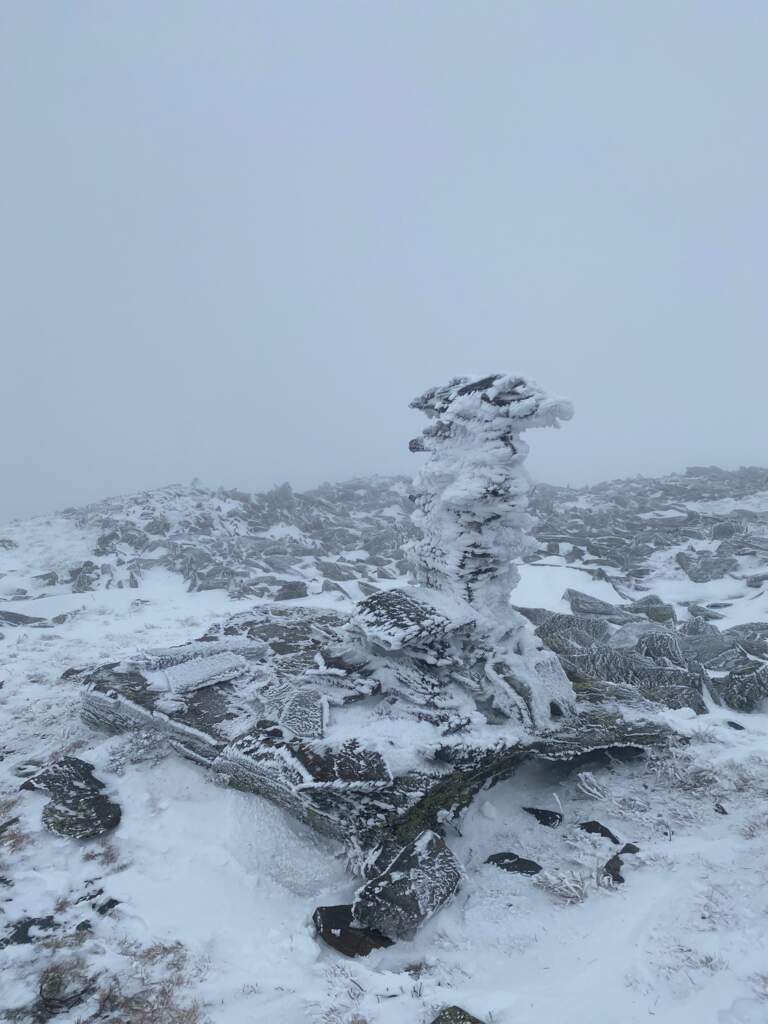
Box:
left=2, top=486, right=768, bottom=1024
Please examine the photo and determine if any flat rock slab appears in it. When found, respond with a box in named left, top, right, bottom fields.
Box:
left=0, top=610, right=48, bottom=627
left=676, top=550, right=738, bottom=583
left=313, top=904, right=393, bottom=958
left=563, top=589, right=636, bottom=624
left=20, top=756, right=121, bottom=840
left=485, top=852, right=542, bottom=875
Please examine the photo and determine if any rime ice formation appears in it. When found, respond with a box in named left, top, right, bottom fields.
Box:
left=398, top=373, right=577, bottom=730
left=73, top=372, right=672, bottom=937
left=408, top=374, right=573, bottom=622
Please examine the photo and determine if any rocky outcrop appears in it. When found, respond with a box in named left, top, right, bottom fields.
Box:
left=351, top=831, right=462, bottom=939
left=74, top=372, right=682, bottom=939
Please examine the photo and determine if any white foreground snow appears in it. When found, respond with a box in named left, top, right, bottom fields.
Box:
left=2, top=513, right=768, bottom=1023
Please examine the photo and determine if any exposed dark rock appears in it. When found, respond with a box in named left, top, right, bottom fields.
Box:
left=0, top=916, right=57, bottom=948
left=312, top=904, right=393, bottom=957
left=352, top=831, right=462, bottom=939
left=431, top=1008, right=485, bottom=1024
left=579, top=820, right=620, bottom=844
left=96, top=897, right=121, bottom=915
left=726, top=720, right=745, bottom=730
left=715, top=802, right=728, bottom=815
left=0, top=610, right=48, bottom=627
left=523, top=806, right=563, bottom=828
left=603, top=853, right=625, bottom=884
left=20, top=757, right=121, bottom=840
left=485, top=852, right=542, bottom=875
left=620, top=842, right=640, bottom=855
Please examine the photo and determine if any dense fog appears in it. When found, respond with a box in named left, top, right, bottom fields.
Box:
left=2, top=2, right=765, bottom=521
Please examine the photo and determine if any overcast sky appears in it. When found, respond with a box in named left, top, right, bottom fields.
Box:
left=1, top=2, right=765, bottom=522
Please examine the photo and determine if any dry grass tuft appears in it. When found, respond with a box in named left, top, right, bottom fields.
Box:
left=534, top=869, right=591, bottom=904
left=74, top=940, right=210, bottom=1023
left=0, top=823, right=30, bottom=854
left=80, top=977, right=206, bottom=1024
left=83, top=841, right=123, bottom=868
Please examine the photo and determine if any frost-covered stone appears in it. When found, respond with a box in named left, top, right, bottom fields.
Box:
left=608, top=619, right=674, bottom=649
left=713, top=663, right=768, bottom=712
left=680, top=615, right=720, bottom=637
left=352, top=830, right=462, bottom=939
left=636, top=631, right=686, bottom=667
left=562, top=589, right=636, bottom=624
left=628, top=594, right=677, bottom=624
left=676, top=550, right=739, bottom=583
left=20, top=757, right=121, bottom=840
left=565, top=643, right=707, bottom=713
left=535, top=613, right=612, bottom=657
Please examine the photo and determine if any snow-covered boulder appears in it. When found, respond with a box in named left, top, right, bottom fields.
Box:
left=352, top=830, right=462, bottom=939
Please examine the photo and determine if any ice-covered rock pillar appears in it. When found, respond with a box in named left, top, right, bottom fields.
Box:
left=408, top=375, right=573, bottom=626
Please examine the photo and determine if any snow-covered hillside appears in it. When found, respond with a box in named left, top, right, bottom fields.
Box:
left=2, top=466, right=768, bottom=1024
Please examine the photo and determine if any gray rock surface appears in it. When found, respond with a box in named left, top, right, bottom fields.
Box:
left=675, top=550, right=739, bottom=583
left=713, top=663, right=768, bottom=712
left=352, top=830, right=462, bottom=939
left=20, top=757, right=121, bottom=840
